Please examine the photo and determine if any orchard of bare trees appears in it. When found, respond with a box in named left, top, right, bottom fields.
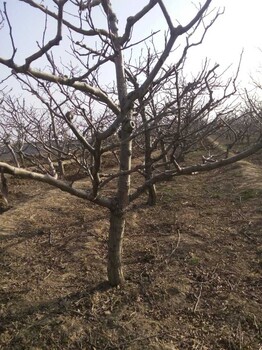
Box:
left=0, top=0, right=262, bottom=286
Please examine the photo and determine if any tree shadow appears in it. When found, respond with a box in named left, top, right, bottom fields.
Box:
left=0, top=206, right=12, bottom=214
left=0, top=228, right=46, bottom=245
left=0, top=281, right=111, bottom=331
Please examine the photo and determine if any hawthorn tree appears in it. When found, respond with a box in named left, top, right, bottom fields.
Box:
left=1, top=0, right=262, bottom=286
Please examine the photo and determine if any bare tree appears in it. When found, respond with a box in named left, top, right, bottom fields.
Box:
left=0, top=0, right=262, bottom=286
left=0, top=167, right=9, bottom=212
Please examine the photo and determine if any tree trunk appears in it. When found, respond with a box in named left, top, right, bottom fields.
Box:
left=0, top=168, right=9, bottom=210
left=58, top=158, right=65, bottom=178
left=140, top=99, right=157, bottom=206
left=5, top=143, right=20, bottom=168
left=107, top=209, right=125, bottom=286
left=18, top=152, right=26, bottom=168
left=103, top=1, right=133, bottom=286
left=147, top=183, right=157, bottom=206
left=160, top=139, right=170, bottom=170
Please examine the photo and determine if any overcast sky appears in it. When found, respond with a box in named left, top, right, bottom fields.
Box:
left=0, top=0, right=261, bottom=94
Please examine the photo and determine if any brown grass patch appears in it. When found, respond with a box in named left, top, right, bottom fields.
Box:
left=0, top=153, right=261, bottom=349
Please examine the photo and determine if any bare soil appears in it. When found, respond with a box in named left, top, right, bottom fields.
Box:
left=0, top=151, right=262, bottom=349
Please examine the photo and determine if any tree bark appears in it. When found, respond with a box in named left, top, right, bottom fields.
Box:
left=5, top=142, right=20, bottom=168
left=0, top=168, right=9, bottom=211
left=160, top=139, right=170, bottom=170
left=57, top=158, right=65, bottom=178
left=139, top=96, right=157, bottom=206
left=147, top=183, right=157, bottom=206
left=107, top=209, right=125, bottom=286
left=102, top=1, right=133, bottom=286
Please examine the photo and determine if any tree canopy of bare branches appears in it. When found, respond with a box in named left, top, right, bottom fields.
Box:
left=0, top=0, right=262, bottom=286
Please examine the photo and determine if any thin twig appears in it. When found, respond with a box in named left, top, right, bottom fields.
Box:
left=168, top=228, right=181, bottom=259
left=193, top=283, right=203, bottom=313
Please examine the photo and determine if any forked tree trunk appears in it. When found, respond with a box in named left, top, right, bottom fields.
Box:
left=107, top=210, right=125, bottom=286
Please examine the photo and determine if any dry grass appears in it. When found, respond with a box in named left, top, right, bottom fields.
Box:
left=0, top=152, right=262, bottom=349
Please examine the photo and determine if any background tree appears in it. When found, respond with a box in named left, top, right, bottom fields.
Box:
left=0, top=0, right=262, bottom=286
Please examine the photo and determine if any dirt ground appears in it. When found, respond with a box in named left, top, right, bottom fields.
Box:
left=0, top=151, right=262, bottom=349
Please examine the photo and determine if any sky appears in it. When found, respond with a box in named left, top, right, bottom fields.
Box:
left=0, top=0, right=261, bottom=97
left=192, top=0, right=262, bottom=87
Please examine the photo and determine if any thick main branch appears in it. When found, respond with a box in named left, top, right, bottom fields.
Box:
left=0, top=162, right=111, bottom=208
left=0, top=59, right=120, bottom=115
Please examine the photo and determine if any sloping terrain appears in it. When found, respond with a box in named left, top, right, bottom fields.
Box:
left=0, top=152, right=262, bottom=349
